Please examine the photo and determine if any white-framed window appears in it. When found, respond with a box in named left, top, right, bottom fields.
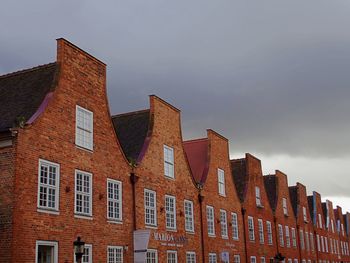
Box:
left=285, top=226, right=290, bottom=248
left=291, top=228, right=297, bottom=247
left=282, top=198, right=288, bottom=215
left=234, top=255, right=241, bottom=263
left=186, top=252, right=196, bottom=263
left=107, top=179, right=122, bottom=221
left=330, top=238, right=333, bottom=253
left=317, top=235, right=320, bottom=252
left=165, top=195, right=176, bottom=230
left=146, top=249, right=158, bottom=263
left=255, top=187, right=262, bottom=206
left=36, top=240, right=58, bottom=263
left=305, top=232, right=310, bottom=251
left=207, top=206, right=215, bottom=236
left=251, top=256, right=257, bottom=263
left=220, top=209, right=228, bottom=238
left=294, top=259, right=298, bottom=263
left=341, top=223, right=345, bottom=236
left=300, top=230, right=305, bottom=250
left=232, top=212, right=239, bottom=240
left=76, top=105, right=93, bottom=150
left=261, top=257, right=266, bottom=263
left=74, top=244, right=92, bottom=263
left=331, top=219, right=335, bottom=233
left=258, top=219, right=264, bottom=244
left=209, top=253, right=217, bottom=263
left=37, top=159, right=60, bottom=211
left=288, top=259, right=292, bottom=263
left=164, top=145, right=174, bottom=178
left=107, top=246, right=123, bottom=263
left=144, top=189, right=157, bottom=226
left=310, top=233, right=315, bottom=251
left=267, top=221, right=273, bottom=245
left=75, top=170, right=92, bottom=216
left=167, top=250, right=178, bottom=263
left=184, top=200, right=194, bottom=232
left=248, top=216, right=255, bottom=241
left=325, top=235, right=328, bottom=252
left=218, top=168, right=226, bottom=196
left=278, top=224, right=284, bottom=247
left=321, top=236, right=324, bottom=252
left=318, top=214, right=322, bottom=229
left=303, top=207, right=307, bottom=222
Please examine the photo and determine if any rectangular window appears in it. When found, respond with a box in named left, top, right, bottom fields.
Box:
left=144, top=189, right=157, bottom=226
left=310, top=233, right=314, bottom=251
left=167, top=250, right=178, bottom=263
left=75, top=170, right=92, bottom=216
left=37, top=159, right=60, bottom=211
left=75, top=244, right=92, bottom=263
left=207, top=206, right=215, bottom=236
left=303, top=207, right=307, bottom=222
left=305, top=232, right=310, bottom=251
left=258, top=219, right=264, bottom=244
left=36, top=241, right=58, bottom=263
left=321, top=236, right=324, bottom=252
left=186, top=252, right=196, bottom=263
left=267, top=221, right=273, bottom=245
left=218, top=168, right=226, bottom=196
left=184, top=200, right=194, bottom=232
left=300, top=230, right=305, bottom=250
left=165, top=195, right=176, bottom=230
left=220, top=210, right=228, bottom=238
left=164, top=145, right=174, bottom=178
left=209, top=253, right=217, bottom=263
left=107, top=246, right=123, bottom=263
left=248, top=216, right=255, bottom=241
left=234, top=255, right=241, bottom=263
left=146, top=249, right=158, bottom=263
left=282, top=198, right=288, bottom=215
left=294, top=259, right=298, bottom=263
left=318, top=214, right=322, bottom=229
left=107, top=179, right=122, bottom=221
left=325, top=236, right=328, bottom=253
left=330, top=238, right=333, bottom=254
left=278, top=224, right=284, bottom=247
left=251, top=256, right=257, bottom=263
left=288, top=259, right=292, bottom=263
left=255, top=187, right=262, bottom=206
left=317, top=235, right=320, bottom=252
left=232, top=213, right=239, bottom=240
left=291, top=228, right=297, bottom=247
left=285, top=226, right=290, bottom=248
left=261, top=257, right=266, bottom=263
left=76, top=105, right=93, bottom=150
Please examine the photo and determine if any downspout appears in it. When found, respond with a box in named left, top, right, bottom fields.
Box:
left=296, top=223, right=302, bottom=263
left=274, top=215, right=281, bottom=258
left=130, top=170, right=139, bottom=231
left=241, top=207, right=249, bottom=263
left=198, top=189, right=205, bottom=263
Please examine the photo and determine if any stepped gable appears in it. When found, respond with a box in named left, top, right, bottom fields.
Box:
left=112, top=109, right=151, bottom=163
left=0, top=63, right=59, bottom=132
left=183, top=138, right=209, bottom=185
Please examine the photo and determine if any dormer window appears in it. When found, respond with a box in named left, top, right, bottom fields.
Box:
left=218, top=168, right=226, bottom=196
left=303, top=207, right=307, bottom=222
left=164, top=145, right=174, bottom=178
left=255, top=187, right=262, bottom=207
left=282, top=198, right=288, bottom=216
left=76, top=105, right=93, bottom=150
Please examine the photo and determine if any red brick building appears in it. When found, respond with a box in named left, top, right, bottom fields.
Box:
left=334, top=206, right=350, bottom=262
left=264, top=171, right=300, bottom=263
left=0, top=39, right=134, bottom=263
left=112, top=95, right=203, bottom=263
left=184, top=129, right=245, bottom=263
left=231, top=154, right=277, bottom=263
left=289, top=183, right=318, bottom=263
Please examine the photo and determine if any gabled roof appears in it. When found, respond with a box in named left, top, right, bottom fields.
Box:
left=231, top=158, right=248, bottom=203
left=0, top=63, right=59, bottom=132
left=308, top=195, right=314, bottom=220
left=288, top=186, right=298, bottom=217
left=183, top=138, right=209, bottom=185
left=264, top=175, right=277, bottom=212
left=112, top=109, right=151, bottom=163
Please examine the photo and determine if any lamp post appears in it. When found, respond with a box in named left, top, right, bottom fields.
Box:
left=73, top=236, right=85, bottom=263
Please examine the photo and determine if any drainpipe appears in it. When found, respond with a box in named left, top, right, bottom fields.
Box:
left=198, top=189, right=205, bottom=263
left=274, top=215, right=281, bottom=260
left=241, top=207, right=249, bottom=263
left=130, top=171, right=139, bottom=230
left=296, top=224, right=302, bottom=263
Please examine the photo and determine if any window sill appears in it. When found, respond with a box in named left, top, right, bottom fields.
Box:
left=74, top=214, right=93, bottom=220
left=75, top=144, right=93, bottom=153
left=208, top=234, right=216, bottom=238
left=166, top=228, right=177, bottom=232
left=145, top=225, right=158, bottom=229
left=222, top=236, right=229, bottom=240
left=164, top=175, right=175, bottom=180
left=233, top=237, right=239, bottom=241
left=107, top=220, right=123, bottom=225
left=186, top=231, right=195, bottom=235
left=37, top=208, right=59, bottom=215
left=256, top=204, right=264, bottom=209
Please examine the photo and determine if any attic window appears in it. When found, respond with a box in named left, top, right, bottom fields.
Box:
left=76, top=105, right=93, bottom=151
left=303, top=207, right=308, bottom=222
left=282, top=198, right=288, bottom=216
left=164, top=145, right=174, bottom=178
left=255, top=187, right=262, bottom=207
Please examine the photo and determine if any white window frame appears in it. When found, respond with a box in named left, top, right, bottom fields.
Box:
left=218, top=168, right=226, bottom=196
left=144, top=189, right=157, bottom=226
left=258, top=219, right=264, bottom=244
left=300, top=230, right=305, bottom=250
left=278, top=224, right=284, bottom=247
left=107, top=246, right=123, bottom=263
left=291, top=228, right=297, bottom=247
left=184, top=200, right=194, bottom=232
left=75, top=105, right=93, bottom=150
left=318, top=214, right=322, bottom=229
left=303, top=207, right=307, bottom=222
left=267, top=221, right=273, bottom=245
left=285, top=226, right=290, bottom=248
left=74, top=170, right=92, bottom=217
left=167, top=250, right=178, bottom=263
left=36, top=240, right=58, bottom=263
left=232, top=212, right=239, bottom=240
left=282, top=198, right=288, bottom=215
left=146, top=249, right=158, bottom=263
left=207, top=206, right=215, bottom=236
left=248, top=216, right=255, bottom=241
left=261, top=257, right=266, bottom=263
left=251, top=256, right=257, bottom=263
left=255, top=187, right=262, bottom=206
left=37, top=159, right=60, bottom=212
left=164, top=145, right=174, bottom=179
left=186, top=252, right=196, bottom=263
left=209, top=253, right=217, bottom=263
left=234, top=255, right=241, bottom=263
left=74, top=244, right=92, bottom=263
left=310, top=233, right=315, bottom=251
left=165, top=195, right=176, bottom=230
left=220, top=209, right=228, bottom=239
left=107, top=179, right=122, bottom=221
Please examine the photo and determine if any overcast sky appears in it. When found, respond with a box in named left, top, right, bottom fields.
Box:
left=1, top=0, right=350, bottom=210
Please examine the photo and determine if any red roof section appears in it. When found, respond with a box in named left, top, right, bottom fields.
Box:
left=183, top=138, right=210, bottom=185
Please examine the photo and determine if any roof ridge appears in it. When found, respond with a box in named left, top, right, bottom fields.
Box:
left=0, top=62, right=56, bottom=80
left=112, top=109, right=150, bottom=118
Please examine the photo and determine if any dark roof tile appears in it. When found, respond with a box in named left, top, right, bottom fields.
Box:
left=263, top=175, right=277, bottom=211
left=231, top=158, right=248, bottom=203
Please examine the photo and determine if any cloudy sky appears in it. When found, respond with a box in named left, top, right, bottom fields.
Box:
left=1, top=0, right=350, bottom=210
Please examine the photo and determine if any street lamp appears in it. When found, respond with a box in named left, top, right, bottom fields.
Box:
left=73, top=236, right=85, bottom=263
